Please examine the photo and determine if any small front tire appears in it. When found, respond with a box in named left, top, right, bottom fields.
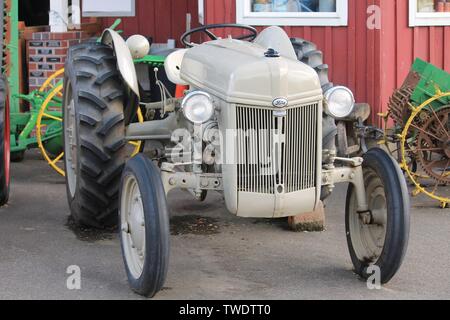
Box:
left=119, top=155, right=170, bottom=297
left=345, top=148, right=410, bottom=284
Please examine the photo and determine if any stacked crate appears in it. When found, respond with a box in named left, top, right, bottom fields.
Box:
left=27, top=31, right=92, bottom=92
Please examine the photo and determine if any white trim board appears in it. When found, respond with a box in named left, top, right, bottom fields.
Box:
left=409, top=0, right=450, bottom=27
left=82, top=0, right=136, bottom=17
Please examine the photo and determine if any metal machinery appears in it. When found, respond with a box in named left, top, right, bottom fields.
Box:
left=0, top=0, right=18, bottom=204
left=382, top=58, right=450, bottom=208
left=0, top=7, right=157, bottom=177
left=33, top=19, right=168, bottom=176
left=1, top=0, right=65, bottom=165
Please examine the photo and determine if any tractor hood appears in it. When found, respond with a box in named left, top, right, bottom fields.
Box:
left=180, top=38, right=323, bottom=106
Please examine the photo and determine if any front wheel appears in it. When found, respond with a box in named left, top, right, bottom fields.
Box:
left=119, top=155, right=170, bottom=297
left=346, top=148, right=410, bottom=284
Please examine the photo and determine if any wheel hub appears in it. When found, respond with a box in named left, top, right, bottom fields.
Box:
left=128, top=195, right=145, bottom=253
left=370, top=189, right=388, bottom=226
left=350, top=169, right=387, bottom=263
left=121, top=175, right=146, bottom=279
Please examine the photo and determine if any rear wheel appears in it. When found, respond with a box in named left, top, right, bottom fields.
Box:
left=291, top=37, right=336, bottom=151
left=119, top=155, right=170, bottom=297
left=63, top=43, right=127, bottom=228
left=0, top=77, right=10, bottom=205
left=291, top=38, right=333, bottom=92
left=290, top=37, right=337, bottom=206
left=346, top=148, right=410, bottom=284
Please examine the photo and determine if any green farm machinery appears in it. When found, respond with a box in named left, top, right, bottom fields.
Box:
left=0, top=0, right=18, bottom=205
left=0, top=0, right=68, bottom=197
left=0, top=1, right=167, bottom=204
left=381, top=58, right=450, bottom=207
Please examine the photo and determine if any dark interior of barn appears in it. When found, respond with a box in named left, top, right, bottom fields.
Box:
left=19, top=0, right=50, bottom=26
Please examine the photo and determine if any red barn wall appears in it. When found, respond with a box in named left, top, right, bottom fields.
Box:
left=203, top=0, right=450, bottom=126
left=380, top=0, right=450, bottom=126
left=100, top=0, right=199, bottom=47
left=204, top=0, right=383, bottom=124
left=98, top=0, right=450, bottom=126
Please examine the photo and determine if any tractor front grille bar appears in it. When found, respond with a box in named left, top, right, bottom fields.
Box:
left=236, top=103, right=319, bottom=194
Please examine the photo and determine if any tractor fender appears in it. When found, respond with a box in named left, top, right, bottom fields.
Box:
left=101, top=29, right=139, bottom=97
left=101, top=29, right=140, bottom=124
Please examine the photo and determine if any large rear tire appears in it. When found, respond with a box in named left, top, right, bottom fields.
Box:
left=63, top=43, right=127, bottom=228
left=0, top=76, right=10, bottom=206
left=290, top=37, right=337, bottom=201
left=291, top=38, right=333, bottom=92
left=291, top=37, right=336, bottom=149
left=119, top=155, right=170, bottom=297
left=346, top=148, right=410, bottom=284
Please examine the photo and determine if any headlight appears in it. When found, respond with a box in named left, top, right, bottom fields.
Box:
left=181, top=91, right=215, bottom=124
left=324, top=86, right=355, bottom=119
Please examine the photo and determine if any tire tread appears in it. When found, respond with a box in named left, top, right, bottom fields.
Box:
left=291, top=37, right=333, bottom=92
left=64, top=42, right=127, bottom=228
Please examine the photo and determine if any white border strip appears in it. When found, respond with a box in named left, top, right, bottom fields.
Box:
left=409, top=0, right=450, bottom=27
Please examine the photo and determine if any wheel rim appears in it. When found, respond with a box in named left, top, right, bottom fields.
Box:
left=37, top=84, right=65, bottom=176
left=121, top=174, right=146, bottom=279
left=349, top=168, right=388, bottom=263
left=39, top=68, right=65, bottom=96
left=400, top=93, right=450, bottom=207
left=64, top=84, right=77, bottom=197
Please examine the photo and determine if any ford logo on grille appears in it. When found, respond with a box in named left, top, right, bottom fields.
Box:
left=272, top=98, right=288, bottom=108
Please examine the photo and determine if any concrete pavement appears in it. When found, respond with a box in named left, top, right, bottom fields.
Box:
left=0, top=150, right=449, bottom=300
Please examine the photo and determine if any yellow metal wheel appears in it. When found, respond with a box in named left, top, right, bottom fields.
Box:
left=130, top=109, right=144, bottom=158
left=378, top=112, right=426, bottom=179
left=39, top=68, right=65, bottom=98
left=400, top=91, right=450, bottom=208
left=37, top=84, right=65, bottom=176
left=37, top=84, right=144, bottom=176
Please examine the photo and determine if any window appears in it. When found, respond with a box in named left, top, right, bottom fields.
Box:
left=409, top=0, right=450, bottom=26
left=82, top=0, right=136, bottom=17
left=236, top=0, right=348, bottom=26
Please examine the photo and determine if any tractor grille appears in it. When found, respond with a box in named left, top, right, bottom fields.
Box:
left=236, top=103, right=319, bottom=194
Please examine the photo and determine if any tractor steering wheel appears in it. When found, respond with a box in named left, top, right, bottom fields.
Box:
left=181, top=24, right=258, bottom=48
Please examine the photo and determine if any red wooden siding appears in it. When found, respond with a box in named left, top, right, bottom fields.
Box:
left=101, top=0, right=199, bottom=47
left=203, top=0, right=450, bottom=126
left=99, top=0, right=449, bottom=126
left=380, top=0, right=450, bottom=126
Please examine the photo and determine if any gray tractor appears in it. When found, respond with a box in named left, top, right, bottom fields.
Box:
left=63, top=24, right=410, bottom=297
